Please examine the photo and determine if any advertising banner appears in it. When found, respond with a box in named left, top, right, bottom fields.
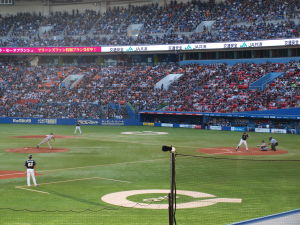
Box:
left=271, top=128, right=287, bottom=134
left=0, top=117, right=139, bottom=126
left=101, top=38, right=300, bottom=53
left=143, top=122, right=155, bottom=126
left=1, top=38, right=299, bottom=55
left=231, top=127, right=247, bottom=132
left=179, top=124, right=196, bottom=129
left=161, top=123, right=174, bottom=128
left=0, top=47, right=101, bottom=54
left=209, top=125, right=222, bottom=130
left=255, top=128, right=270, bottom=133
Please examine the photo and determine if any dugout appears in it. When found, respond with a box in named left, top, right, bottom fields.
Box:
left=140, top=108, right=300, bottom=134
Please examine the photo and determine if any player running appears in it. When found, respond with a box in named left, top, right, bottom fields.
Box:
left=36, top=133, right=55, bottom=149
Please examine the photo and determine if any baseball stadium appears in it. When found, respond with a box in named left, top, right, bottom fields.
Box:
left=0, top=0, right=300, bottom=225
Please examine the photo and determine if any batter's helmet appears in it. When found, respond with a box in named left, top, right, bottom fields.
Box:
left=28, top=155, right=32, bottom=159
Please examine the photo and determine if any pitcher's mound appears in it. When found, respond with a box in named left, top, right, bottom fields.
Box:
left=199, top=147, right=288, bottom=155
left=6, top=147, right=70, bottom=153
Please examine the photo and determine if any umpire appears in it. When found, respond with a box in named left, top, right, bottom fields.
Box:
left=25, top=155, right=38, bottom=186
left=269, top=137, right=279, bottom=151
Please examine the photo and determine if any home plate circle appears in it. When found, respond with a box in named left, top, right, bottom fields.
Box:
left=101, top=189, right=242, bottom=209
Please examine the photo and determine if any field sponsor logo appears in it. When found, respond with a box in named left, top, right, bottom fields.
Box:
left=78, top=119, right=99, bottom=125
left=101, top=189, right=242, bottom=209
left=37, top=119, right=57, bottom=125
left=12, top=118, right=32, bottom=123
left=121, top=131, right=168, bottom=135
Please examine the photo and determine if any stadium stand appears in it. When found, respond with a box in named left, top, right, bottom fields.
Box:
left=0, top=0, right=299, bottom=119
left=0, top=0, right=299, bottom=46
left=0, top=61, right=299, bottom=118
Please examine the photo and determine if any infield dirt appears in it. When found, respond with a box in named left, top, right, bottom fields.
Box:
left=199, top=147, right=288, bottom=155
left=5, top=147, right=70, bottom=153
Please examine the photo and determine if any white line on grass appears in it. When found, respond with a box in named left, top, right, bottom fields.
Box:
left=15, top=176, right=130, bottom=194
left=15, top=186, right=50, bottom=195
left=33, top=176, right=131, bottom=186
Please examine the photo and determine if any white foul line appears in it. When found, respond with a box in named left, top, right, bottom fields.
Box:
left=15, top=176, right=131, bottom=194
left=16, top=186, right=50, bottom=195
left=33, top=176, right=131, bottom=186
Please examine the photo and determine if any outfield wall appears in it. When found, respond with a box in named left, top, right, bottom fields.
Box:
left=0, top=112, right=299, bottom=134
left=140, top=109, right=300, bottom=134
left=0, top=117, right=140, bottom=126
left=142, top=122, right=297, bottom=134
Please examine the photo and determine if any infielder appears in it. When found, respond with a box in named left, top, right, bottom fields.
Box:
left=37, top=133, right=55, bottom=149
left=74, top=122, right=82, bottom=135
left=25, top=154, right=37, bottom=186
left=235, top=132, right=249, bottom=151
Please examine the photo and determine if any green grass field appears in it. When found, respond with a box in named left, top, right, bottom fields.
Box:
left=0, top=124, right=299, bottom=225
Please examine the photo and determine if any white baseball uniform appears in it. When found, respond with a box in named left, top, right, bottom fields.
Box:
left=37, top=134, right=55, bottom=149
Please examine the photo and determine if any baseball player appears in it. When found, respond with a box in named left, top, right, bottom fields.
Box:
left=269, top=137, right=278, bottom=151
left=235, top=132, right=249, bottom=151
left=36, top=133, right=55, bottom=149
left=25, top=154, right=37, bottom=187
left=74, top=122, right=82, bottom=135
left=257, top=140, right=268, bottom=151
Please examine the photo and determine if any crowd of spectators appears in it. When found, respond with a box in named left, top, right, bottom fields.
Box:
left=0, top=0, right=299, bottom=47
left=0, top=61, right=299, bottom=119
left=164, top=62, right=299, bottom=112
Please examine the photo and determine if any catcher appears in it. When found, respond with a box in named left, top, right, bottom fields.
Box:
left=257, top=140, right=268, bottom=151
